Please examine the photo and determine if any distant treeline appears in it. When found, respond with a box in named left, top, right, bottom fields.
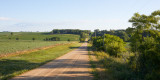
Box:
left=51, top=29, right=91, bottom=34
left=92, top=29, right=130, bottom=42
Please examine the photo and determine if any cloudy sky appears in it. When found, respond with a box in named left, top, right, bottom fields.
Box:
left=0, top=0, right=160, bottom=32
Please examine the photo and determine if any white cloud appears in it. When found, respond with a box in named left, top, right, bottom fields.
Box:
left=0, top=17, right=12, bottom=21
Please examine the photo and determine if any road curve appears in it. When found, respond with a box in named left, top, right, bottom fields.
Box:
left=11, top=42, right=93, bottom=80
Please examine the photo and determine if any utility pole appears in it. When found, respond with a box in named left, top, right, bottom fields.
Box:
left=103, top=33, right=105, bottom=46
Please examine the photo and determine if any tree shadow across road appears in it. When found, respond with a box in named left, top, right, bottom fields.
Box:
left=0, top=59, right=40, bottom=80
left=0, top=58, right=93, bottom=80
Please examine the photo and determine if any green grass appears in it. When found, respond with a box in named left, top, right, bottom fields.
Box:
left=88, top=44, right=100, bottom=80
left=0, top=32, right=80, bottom=41
left=0, top=41, right=70, bottom=55
left=0, top=42, right=81, bottom=80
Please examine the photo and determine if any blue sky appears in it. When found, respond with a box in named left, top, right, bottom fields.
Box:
left=0, top=0, right=160, bottom=32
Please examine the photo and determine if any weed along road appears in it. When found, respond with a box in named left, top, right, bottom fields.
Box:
left=11, top=41, right=93, bottom=80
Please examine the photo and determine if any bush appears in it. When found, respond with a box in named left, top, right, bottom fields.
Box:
left=129, top=31, right=160, bottom=79
left=68, top=39, right=70, bottom=42
left=44, top=37, right=60, bottom=41
left=80, top=38, right=85, bottom=42
left=16, top=38, right=19, bottom=40
left=92, top=34, right=126, bottom=57
left=32, top=38, right=35, bottom=41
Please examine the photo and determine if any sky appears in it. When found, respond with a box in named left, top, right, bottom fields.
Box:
left=0, top=0, right=160, bottom=32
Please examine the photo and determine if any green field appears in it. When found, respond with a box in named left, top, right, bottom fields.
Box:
left=0, top=42, right=81, bottom=80
left=0, top=32, right=80, bottom=41
left=0, top=32, right=80, bottom=55
left=0, top=41, right=70, bottom=55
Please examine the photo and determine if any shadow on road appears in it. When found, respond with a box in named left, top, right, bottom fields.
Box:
left=0, top=59, right=40, bottom=80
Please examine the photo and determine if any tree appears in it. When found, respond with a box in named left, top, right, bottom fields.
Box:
left=92, top=34, right=126, bottom=57
left=128, top=10, right=160, bottom=79
left=16, top=38, right=19, bottom=40
left=68, top=39, right=70, bottom=42
left=11, top=32, right=13, bottom=36
left=32, top=38, right=35, bottom=41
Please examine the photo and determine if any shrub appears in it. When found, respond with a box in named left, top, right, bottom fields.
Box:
left=68, top=39, right=70, bottom=42
left=32, top=38, right=35, bottom=41
left=80, top=38, right=85, bottom=42
left=92, top=34, right=126, bottom=57
left=16, top=38, right=19, bottom=40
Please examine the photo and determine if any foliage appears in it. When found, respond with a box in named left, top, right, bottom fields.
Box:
left=68, top=39, right=70, bottom=42
left=80, top=38, right=85, bottom=42
left=92, top=29, right=130, bottom=42
left=10, top=32, right=13, bottom=36
left=32, top=38, right=35, bottom=41
left=52, top=29, right=91, bottom=34
left=92, top=34, right=126, bottom=57
left=44, top=37, right=60, bottom=41
left=89, top=10, right=160, bottom=80
left=79, top=32, right=89, bottom=42
left=16, top=37, right=19, bottom=40
left=88, top=43, right=134, bottom=80
left=128, top=10, right=160, bottom=80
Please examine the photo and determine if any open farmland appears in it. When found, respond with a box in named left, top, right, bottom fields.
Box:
left=0, top=41, right=70, bottom=55
left=0, top=32, right=80, bottom=55
left=0, top=32, right=80, bottom=41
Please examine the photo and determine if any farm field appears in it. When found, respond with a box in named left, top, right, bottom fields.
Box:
left=0, top=32, right=80, bottom=55
left=0, top=41, right=70, bottom=55
left=0, top=32, right=80, bottom=41
left=0, top=42, right=82, bottom=80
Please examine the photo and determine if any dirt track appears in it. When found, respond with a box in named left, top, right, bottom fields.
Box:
left=11, top=42, right=93, bottom=80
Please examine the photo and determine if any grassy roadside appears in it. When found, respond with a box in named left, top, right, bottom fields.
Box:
left=88, top=43, right=133, bottom=80
left=88, top=44, right=107, bottom=80
left=88, top=44, right=99, bottom=80
left=0, top=42, right=81, bottom=80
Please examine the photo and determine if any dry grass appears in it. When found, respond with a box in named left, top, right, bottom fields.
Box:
left=88, top=44, right=108, bottom=80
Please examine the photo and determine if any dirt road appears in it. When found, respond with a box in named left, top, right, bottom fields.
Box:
left=11, top=42, right=93, bottom=80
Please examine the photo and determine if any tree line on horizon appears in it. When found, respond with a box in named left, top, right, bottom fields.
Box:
left=51, top=29, right=91, bottom=34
